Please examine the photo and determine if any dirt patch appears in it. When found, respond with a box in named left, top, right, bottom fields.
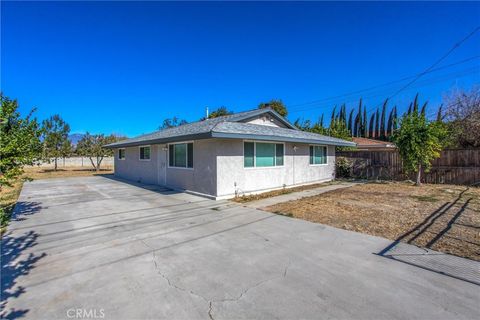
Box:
left=232, top=181, right=339, bottom=203
left=266, top=181, right=480, bottom=261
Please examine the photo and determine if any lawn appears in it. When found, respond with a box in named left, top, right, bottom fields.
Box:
left=0, top=166, right=113, bottom=234
left=265, top=181, right=480, bottom=261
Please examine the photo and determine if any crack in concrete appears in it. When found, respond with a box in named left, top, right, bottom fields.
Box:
left=140, top=239, right=291, bottom=320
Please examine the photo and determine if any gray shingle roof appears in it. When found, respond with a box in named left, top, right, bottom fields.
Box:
left=105, top=108, right=355, bottom=148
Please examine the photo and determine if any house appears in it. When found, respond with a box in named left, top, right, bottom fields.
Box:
left=105, top=108, right=356, bottom=199
left=351, top=137, right=396, bottom=151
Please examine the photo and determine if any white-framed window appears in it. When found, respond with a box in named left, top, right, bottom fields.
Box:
left=309, top=145, right=327, bottom=165
left=139, top=146, right=151, bottom=160
left=168, top=142, right=193, bottom=168
left=244, top=141, right=284, bottom=168
left=118, top=148, right=125, bottom=160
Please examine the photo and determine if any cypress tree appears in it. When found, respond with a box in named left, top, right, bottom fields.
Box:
left=369, top=113, right=375, bottom=138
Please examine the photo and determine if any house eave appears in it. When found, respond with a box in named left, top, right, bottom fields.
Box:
left=104, top=132, right=213, bottom=148
left=210, top=132, right=356, bottom=147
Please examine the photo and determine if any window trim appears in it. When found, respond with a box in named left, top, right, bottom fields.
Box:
left=243, top=140, right=285, bottom=169
left=167, top=141, right=194, bottom=170
left=118, top=148, right=126, bottom=160
left=139, top=145, right=151, bottom=161
left=309, top=145, right=328, bottom=166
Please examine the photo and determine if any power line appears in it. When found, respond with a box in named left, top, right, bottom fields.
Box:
left=364, top=25, right=480, bottom=115
left=288, top=54, right=480, bottom=111
left=288, top=66, right=479, bottom=114
left=388, top=26, right=480, bottom=101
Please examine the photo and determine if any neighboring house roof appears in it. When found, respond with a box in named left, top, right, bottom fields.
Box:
left=105, top=108, right=356, bottom=148
left=352, top=137, right=396, bottom=149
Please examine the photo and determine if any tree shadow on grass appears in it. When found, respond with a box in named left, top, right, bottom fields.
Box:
left=1, top=202, right=46, bottom=319
left=376, top=188, right=478, bottom=285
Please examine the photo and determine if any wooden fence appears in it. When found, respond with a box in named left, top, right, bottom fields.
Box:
left=336, top=149, right=480, bottom=185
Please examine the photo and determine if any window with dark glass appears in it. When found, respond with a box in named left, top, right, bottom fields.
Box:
left=140, top=146, right=151, bottom=160
left=169, top=143, right=193, bottom=168
left=118, top=148, right=125, bottom=160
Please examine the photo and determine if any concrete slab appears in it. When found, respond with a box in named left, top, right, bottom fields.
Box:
left=243, top=182, right=358, bottom=209
left=1, top=176, right=479, bottom=320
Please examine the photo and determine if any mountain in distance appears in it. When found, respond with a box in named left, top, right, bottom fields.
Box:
left=68, top=133, right=85, bottom=146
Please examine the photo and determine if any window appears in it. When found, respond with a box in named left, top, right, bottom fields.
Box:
left=309, top=145, right=327, bottom=165
left=139, top=146, right=151, bottom=160
left=169, top=143, right=193, bottom=168
left=244, top=141, right=284, bottom=168
left=118, top=148, right=125, bottom=160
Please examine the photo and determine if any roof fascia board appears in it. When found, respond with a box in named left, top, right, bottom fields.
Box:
left=211, top=132, right=356, bottom=147
left=105, top=132, right=213, bottom=148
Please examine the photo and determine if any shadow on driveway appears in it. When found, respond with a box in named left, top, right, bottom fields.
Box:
left=1, top=202, right=46, bottom=320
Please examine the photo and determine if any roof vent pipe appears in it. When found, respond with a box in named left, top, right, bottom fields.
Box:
left=206, top=106, right=209, bottom=119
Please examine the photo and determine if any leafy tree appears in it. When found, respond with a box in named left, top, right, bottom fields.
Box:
left=328, top=119, right=352, bottom=142
left=41, top=114, right=71, bottom=171
left=392, top=112, right=448, bottom=186
left=0, top=94, right=42, bottom=188
left=443, top=86, right=480, bottom=148
left=207, top=106, right=233, bottom=119
left=76, top=133, right=121, bottom=172
left=258, top=99, right=288, bottom=117
left=159, top=117, right=188, bottom=130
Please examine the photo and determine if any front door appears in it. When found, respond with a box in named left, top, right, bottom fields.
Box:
left=158, top=145, right=167, bottom=185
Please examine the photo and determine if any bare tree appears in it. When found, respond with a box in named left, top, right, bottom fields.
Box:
left=443, top=86, right=480, bottom=148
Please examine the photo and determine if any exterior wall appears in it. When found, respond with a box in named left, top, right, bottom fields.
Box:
left=114, top=139, right=217, bottom=197
left=215, top=139, right=335, bottom=198
left=243, top=114, right=288, bottom=128
left=114, top=138, right=336, bottom=199
left=114, top=145, right=160, bottom=185
left=164, top=139, right=217, bottom=197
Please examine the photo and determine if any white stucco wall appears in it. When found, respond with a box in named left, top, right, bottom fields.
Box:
left=244, top=114, right=288, bottom=128
left=215, top=139, right=335, bottom=198
left=114, top=138, right=336, bottom=199
left=114, top=139, right=217, bottom=197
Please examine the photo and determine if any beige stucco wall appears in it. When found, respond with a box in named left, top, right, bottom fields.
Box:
left=114, top=138, right=336, bottom=199
left=215, top=139, right=335, bottom=198
left=114, top=139, right=217, bottom=197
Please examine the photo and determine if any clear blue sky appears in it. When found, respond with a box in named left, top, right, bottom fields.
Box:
left=2, top=1, right=479, bottom=137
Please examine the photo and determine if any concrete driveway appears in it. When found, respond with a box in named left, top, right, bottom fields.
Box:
left=1, top=176, right=478, bottom=320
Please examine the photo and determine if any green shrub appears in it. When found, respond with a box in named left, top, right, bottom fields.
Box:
left=336, top=156, right=352, bottom=178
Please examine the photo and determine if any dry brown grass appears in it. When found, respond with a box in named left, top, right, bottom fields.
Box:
left=1, top=166, right=113, bottom=234
left=232, top=181, right=340, bottom=203
left=266, top=181, right=480, bottom=261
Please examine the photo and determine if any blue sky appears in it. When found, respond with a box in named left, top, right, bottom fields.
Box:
left=2, top=1, right=479, bottom=137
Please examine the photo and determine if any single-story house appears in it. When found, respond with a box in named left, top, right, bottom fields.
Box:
left=351, top=137, right=396, bottom=151
left=105, top=108, right=356, bottom=199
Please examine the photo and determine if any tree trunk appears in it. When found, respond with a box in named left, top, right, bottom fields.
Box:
left=415, top=164, right=422, bottom=186
left=54, top=158, right=58, bottom=171
left=89, top=157, right=96, bottom=171
left=97, top=156, right=104, bottom=172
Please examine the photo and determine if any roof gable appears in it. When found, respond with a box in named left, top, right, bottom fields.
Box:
left=105, top=107, right=355, bottom=148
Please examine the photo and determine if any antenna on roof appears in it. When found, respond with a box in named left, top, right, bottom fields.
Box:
left=206, top=106, right=209, bottom=119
